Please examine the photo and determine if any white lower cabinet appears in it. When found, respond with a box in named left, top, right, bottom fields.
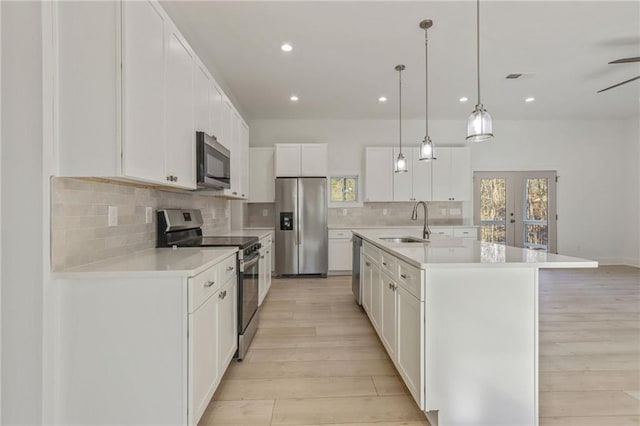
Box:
left=380, top=271, right=397, bottom=359
left=56, top=252, right=239, bottom=426
left=258, top=234, right=273, bottom=305
left=329, top=230, right=353, bottom=272
left=360, top=241, right=425, bottom=410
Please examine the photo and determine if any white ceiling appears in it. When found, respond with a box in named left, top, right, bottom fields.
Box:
left=162, top=1, right=640, bottom=120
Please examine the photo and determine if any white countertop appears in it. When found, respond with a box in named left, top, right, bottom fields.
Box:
left=355, top=230, right=597, bottom=269
left=54, top=247, right=238, bottom=278
left=329, top=224, right=478, bottom=229
left=218, top=229, right=274, bottom=240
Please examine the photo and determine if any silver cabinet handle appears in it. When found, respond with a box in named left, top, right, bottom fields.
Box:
left=266, top=250, right=270, bottom=254
left=260, top=255, right=265, bottom=259
left=365, top=262, right=371, bottom=266
left=219, top=290, right=227, bottom=299
left=175, top=176, right=178, bottom=182
left=233, top=191, right=237, bottom=195
left=388, top=283, right=393, bottom=289
left=382, top=262, right=388, bottom=266
left=227, top=266, right=234, bottom=271
left=205, top=280, right=215, bottom=288
left=400, top=274, right=408, bottom=279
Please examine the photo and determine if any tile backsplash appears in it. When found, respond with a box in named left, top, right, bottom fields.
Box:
left=246, top=201, right=464, bottom=228
left=51, top=177, right=230, bottom=270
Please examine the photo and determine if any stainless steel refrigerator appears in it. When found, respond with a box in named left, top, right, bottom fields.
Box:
left=275, top=177, right=328, bottom=276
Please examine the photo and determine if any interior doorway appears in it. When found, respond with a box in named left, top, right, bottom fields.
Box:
left=473, top=171, right=557, bottom=253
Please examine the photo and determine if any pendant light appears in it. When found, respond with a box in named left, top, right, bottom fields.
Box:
left=419, top=19, right=436, bottom=161
left=466, top=0, right=493, bottom=142
left=395, top=64, right=408, bottom=173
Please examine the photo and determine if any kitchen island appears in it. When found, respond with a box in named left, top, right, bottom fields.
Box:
left=354, top=230, right=597, bottom=426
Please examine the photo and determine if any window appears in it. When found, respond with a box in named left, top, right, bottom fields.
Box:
left=330, top=176, right=358, bottom=203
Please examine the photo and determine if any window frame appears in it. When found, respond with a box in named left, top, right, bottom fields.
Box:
left=328, top=174, right=363, bottom=208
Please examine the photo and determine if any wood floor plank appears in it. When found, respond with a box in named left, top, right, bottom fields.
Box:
left=215, top=377, right=378, bottom=401
left=248, top=346, right=390, bottom=363
left=540, top=391, right=640, bottom=417
left=271, top=395, right=426, bottom=425
left=539, top=415, right=640, bottom=425
left=223, top=359, right=398, bottom=380
left=372, top=375, right=407, bottom=396
left=198, top=400, right=274, bottom=425
left=540, top=371, right=640, bottom=391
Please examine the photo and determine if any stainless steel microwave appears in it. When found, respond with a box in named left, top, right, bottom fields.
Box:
left=196, top=131, right=230, bottom=189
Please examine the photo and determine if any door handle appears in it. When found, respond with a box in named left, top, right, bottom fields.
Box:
left=205, top=280, right=215, bottom=287
left=510, top=219, right=516, bottom=223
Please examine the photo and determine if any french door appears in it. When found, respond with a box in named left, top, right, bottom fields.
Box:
left=473, top=171, right=557, bottom=253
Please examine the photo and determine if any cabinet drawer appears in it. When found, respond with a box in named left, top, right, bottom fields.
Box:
left=380, top=252, right=397, bottom=277
left=397, top=260, right=422, bottom=300
left=189, top=265, right=220, bottom=313
left=363, top=241, right=380, bottom=259
left=219, top=254, right=238, bottom=286
left=431, top=228, right=453, bottom=237
left=329, top=229, right=352, bottom=239
left=260, top=234, right=273, bottom=246
left=453, top=228, right=477, bottom=239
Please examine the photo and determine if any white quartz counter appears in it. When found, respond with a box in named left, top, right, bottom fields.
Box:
left=219, top=229, right=274, bottom=240
left=53, top=247, right=238, bottom=278
left=330, top=224, right=477, bottom=230
left=355, top=230, right=597, bottom=269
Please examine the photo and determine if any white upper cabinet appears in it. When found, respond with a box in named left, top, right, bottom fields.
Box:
left=121, top=0, right=166, bottom=185
left=393, top=148, right=413, bottom=201
left=275, top=144, right=301, bottom=177
left=412, top=148, right=433, bottom=202
left=275, top=144, right=327, bottom=177
left=365, top=147, right=394, bottom=202
left=165, top=26, right=195, bottom=188
left=432, top=147, right=471, bottom=201
left=249, top=148, right=275, bottom=202
left=53, top=0, right=248, bottom=194
left=240, top=121, right=250, bottom=200
left=194, top=60, right=212, bottom=136
left=300, top=144, right=328, bottom=177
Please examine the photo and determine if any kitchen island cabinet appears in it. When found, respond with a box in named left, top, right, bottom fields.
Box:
left=355, top=231, right=597, bottom=426
left=53, top=247, right=238, bottom=426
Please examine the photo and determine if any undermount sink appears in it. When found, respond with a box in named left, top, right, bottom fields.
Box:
left=379, top=236, right=427, bottom=243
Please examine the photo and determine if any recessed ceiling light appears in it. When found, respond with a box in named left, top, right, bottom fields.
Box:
left=290, top=95, right=299, bottom=102
left=459, top=97, right=469, bottom=103
left=378, top=96, right=387, bottom=102
left=281, top=43, right=293, bottom=52
left=525, top=97, right=535, bottom=103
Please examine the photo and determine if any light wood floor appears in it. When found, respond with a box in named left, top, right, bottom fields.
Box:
left=199, top=266, right=640, bottom=426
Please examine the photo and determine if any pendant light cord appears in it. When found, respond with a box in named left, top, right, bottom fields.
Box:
left=476, top=0, right=481, bottom=105
left=425, top=28, right=429, bottom=137
left=399, top=67, right=403, bottom=153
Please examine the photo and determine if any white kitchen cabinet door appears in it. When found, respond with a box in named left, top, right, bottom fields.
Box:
left=380, top=272, right=397, bottom=359
left=264, top=244, right=272, bottom=296
left=412, top=147, right=433, bottom=202
left=396, top=285, right=423, bottom=408
left=365, top=147, right=394, bottom=202
left=300, top=144, right=328, bottom=177
left=194, top=61, right=211, bottom=136
left=210, top=83, right=224, bottom=141
left=450, top=148, right=471, bottom=201
left=275, top=144, right=302, bottom=177
left=164, top=26, right=195, bottom=189
left=258, top=251, right=268, bottom=306
left=249, top=148, right=275, bottom=202
left=229, top=109, right=242, bottom=196
left=328, top=239, right=352, bottom=271
left=361, top=254, right=373, bottom=315
left=370, top=262, right=382, bottom=333
left=431, top=147, right=452, bottom=201
left=189, top=292, right=219, bottom=425
left=219, top=98, right=234, bottom=150
left=217, top=276, right=237, bottom=373
left=240, top=120, right=250, bottom=199
left=122, top=0, right=166, bottom=184
left=432, top=147, right=471, bottom=201
left=393, top=148, right=413, bottom=201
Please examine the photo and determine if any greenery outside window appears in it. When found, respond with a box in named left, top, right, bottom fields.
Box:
left=330, top=176, right=358, bottom=203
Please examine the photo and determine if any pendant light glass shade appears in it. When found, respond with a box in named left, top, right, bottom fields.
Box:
left=419, top=136, right=435, bottom=161
left=466, top=104, right=493, bottom=142
left=395, top=152, right=408, bottom=173
left=395, top=64, right=408, bottom=173
left=466, top=0, right=494, bottom=143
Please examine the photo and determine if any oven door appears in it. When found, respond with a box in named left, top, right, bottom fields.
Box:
left=239, top=253, right=259, bottom=333
left=196, top=132, right=231, bottom=189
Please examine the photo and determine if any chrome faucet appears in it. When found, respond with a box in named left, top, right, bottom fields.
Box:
left=411, top=201, right=432, bottom=240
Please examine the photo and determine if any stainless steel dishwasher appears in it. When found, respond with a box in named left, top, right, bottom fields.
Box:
left=352, top=234, right=362, bottom=305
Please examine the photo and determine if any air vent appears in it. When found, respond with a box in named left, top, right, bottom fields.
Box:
left=506, top=73, right=523, bottom=79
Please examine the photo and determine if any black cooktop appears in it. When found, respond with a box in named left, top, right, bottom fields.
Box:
left=176, top=235, right=259, bottom=249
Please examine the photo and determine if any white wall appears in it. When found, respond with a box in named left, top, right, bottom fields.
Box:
left=1, top=1, right=45, bottom=423
left=250, top=118, right=640, bottom=265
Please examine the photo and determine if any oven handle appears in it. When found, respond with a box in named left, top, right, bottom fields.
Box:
left=242, top=254, right=260, bottom=270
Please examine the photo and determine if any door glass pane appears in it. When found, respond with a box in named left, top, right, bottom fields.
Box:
left=523, top=178, right=549, bottom=250
left=479, top=178, right=506, bottom=244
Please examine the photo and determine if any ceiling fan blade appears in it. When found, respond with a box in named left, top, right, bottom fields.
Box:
left=609, top=57, right=640, bottom=64
left=597, top=75, right=640, bottom=93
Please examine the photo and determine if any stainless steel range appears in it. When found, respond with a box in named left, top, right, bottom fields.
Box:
left=157, top=209, right=260, bottom=360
